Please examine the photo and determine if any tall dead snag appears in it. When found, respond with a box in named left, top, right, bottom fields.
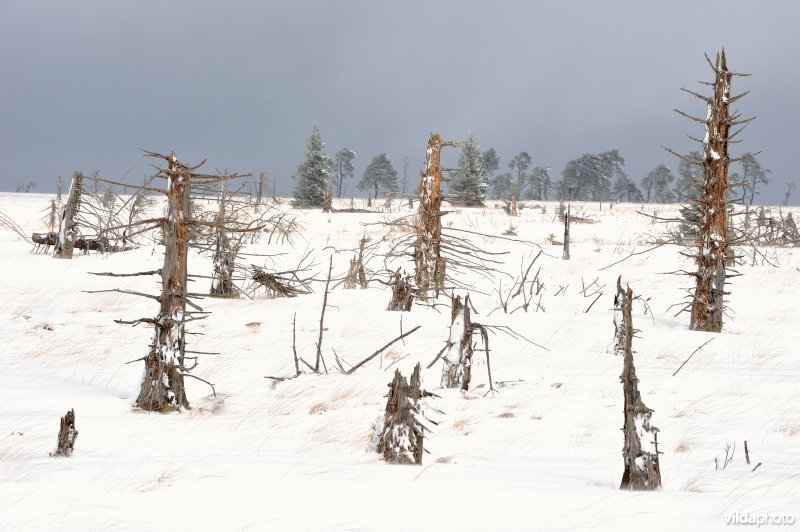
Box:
left=670, top=49, right=753, bottom=332
left=137, top=152, right=193, bottom=410
left=562, top=204, right=571, bottom=260
left=414, top=133, right=448, bottom=301
left=54, top=171, right=84, bottom=258
left=615, top=278, right=662, bottom=490
left=440, top=294, right=492, bottom=392
left=210, top=180, right=237, bottom=297
left=52, top=409, right=78, bottom=457
left=378, top=363, right=428, bottom=464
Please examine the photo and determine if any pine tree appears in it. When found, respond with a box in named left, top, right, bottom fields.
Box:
left=333, top=148, right=356, bottom=198
left=611, top=175, right=644, bottom=202
left=640, top=164, right=676, bottom=203
left=450, top=134, right=487, bottom=206
left=359, top=153, right=398, bottom=199
left=508, top=152, right=532, bottom=196
left=292, top=124, right=331, bottom=208
left=481, top=148, right=500, bottom=179
left=562, top=150, right=626, bottom=202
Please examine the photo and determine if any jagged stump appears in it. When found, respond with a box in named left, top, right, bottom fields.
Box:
left=378, top=364, right=427, bottom=464
left=387, top=268, right=414, bottom=311
left=52, top=409, right=78, bottom=457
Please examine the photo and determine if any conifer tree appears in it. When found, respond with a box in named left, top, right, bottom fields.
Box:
left=359, top=153, right=398, bottom=199
left=292, top=124, right=331, bottom=208
left=450, top=134, right=487, bottom=206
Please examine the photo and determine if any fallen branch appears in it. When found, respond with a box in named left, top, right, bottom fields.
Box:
left=346, top=325, right=422, bottom=375
left=672, top=338, right=715, bottom=376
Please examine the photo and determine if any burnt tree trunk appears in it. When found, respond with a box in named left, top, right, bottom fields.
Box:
left=344, top=236, right=368, bottom=289
left=414, top=133, right=446, bottom=301
left=441, top=295, right=474, bottom=390
left=52, top=409, right=78, bottom=457
left=378, top=363, right=426, bottom=464
left=137, top=153, right=190, bottom=411
left=562, top=204, right=571, bottom=260
left=616, top=278, right=662, bottom=490
left=54, top=171, right=84, bottom=259
left=690, top=50, right=737, bottom=333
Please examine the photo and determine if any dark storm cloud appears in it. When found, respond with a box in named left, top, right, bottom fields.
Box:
left=1, top=0, right=797, bottom=204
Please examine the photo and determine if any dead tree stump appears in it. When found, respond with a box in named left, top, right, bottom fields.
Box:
left=378, top=363, right=427, bottom=464
left=344, top=236, right=368, bottom=289
left=442, top=295, right=474, bottom=389
left=322, top=187, right=333, bottom=213
left=387, top=268, right=414, bottom=311
left=616, top=278, right=662, bottom=490
left=52, top=409, right=78, bottom=457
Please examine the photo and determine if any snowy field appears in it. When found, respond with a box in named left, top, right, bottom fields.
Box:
left=1, top=192, right=799, bottom=531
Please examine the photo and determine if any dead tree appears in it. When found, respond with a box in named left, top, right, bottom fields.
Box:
left=562, top=204, right=571, bottom=260
left=54, top=171, right=84, bottom=258
left=322, top=187, right=333, bottom=213
left=378, top=363, right=429, bottom=465
left=414, top=133, right=450, bottom=301
left=52, top=409, right=78, bottom=457
left=386, top=268, right=414, bottom=311
left=440, top=295, right=493, bottom=392
left=616, top=278, right=662, bottom=490
left=343, top=236, right=368, bottom=289
left=669, top=49, right=753, bottom=332
left=210, top=180, right=237, bottom=296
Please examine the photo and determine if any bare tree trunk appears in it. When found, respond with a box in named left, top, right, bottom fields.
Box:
left=54, top=171, right=84, bottom=259
left=52, top=409, right=78, bottom=457
left=691, top=50, right=736, bottom=333
left=562, top=204, right=571, bottom=260
left=414, top=133, right=446, bottom=301
left=344, top=236, right=368, bottom=289
left=322, top=187, right=333, bottom=213
left=387, top=268, right=414, bottom=311
left=137, top=153, right=190, bottom=411
left=210, top=183, right=236, bottom=297
left=616, top=278, right=662, bottom=490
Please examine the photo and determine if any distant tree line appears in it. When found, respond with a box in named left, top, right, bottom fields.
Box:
left=291, top=123, right=772, bottom=208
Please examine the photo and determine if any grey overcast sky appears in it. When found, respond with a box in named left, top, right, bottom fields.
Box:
left=1, top=0, right=798, bottom=204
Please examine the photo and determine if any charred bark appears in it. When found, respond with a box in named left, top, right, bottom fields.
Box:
left=387, top=268, right=414, bottom=311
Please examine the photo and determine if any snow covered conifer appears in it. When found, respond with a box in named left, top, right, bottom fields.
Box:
left=450, top=134, right=487, bottom=206
left=292, top=123, right=331, bottom=208
left=359, top=153, right=398, bottom=199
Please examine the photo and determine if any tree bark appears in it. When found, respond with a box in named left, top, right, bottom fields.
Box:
left=691, top=51, right=733, bottom=333
left=54, top=171, right=84, bottom=259
left=137, top=153, right=190, bottom=411
left=616, top=278, right=662, bottom=490
left=414, top=134, right=446, bottom=301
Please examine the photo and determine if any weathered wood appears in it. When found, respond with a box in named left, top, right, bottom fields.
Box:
left=414, top=133, right=446, bottom=301
left=344, top=236, right=368, bottom=289
left=616, top=278, right=662, bottom=490
left=52, top=409, right=78, bottom=457
left=690, top=50, right=736, bottom=333
left=387, top=268, right=414, bottom=311
left=441, top=295, right=474, bottom=389
left=378, top=363, right=427, bottom=464
left=346, top=325, right=422, bottom=375
left=54, top=171, right=84, bottom=259
left=136, top=153, right=190, bottom=411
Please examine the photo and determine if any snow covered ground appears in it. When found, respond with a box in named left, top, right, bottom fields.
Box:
left=1, top=192, right=799, bottom=531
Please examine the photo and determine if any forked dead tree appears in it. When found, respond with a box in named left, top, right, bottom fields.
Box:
left=668, top=49, right=753, bottom=332
left=343, top=236, right=369, bottom=289
left=378, top=363, right=430, bottom=464
left=52, top=409, right=78, bottom=457
left=54, top=171, right=84, bottom=258
left=615, top=278, right=662, bottom=490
